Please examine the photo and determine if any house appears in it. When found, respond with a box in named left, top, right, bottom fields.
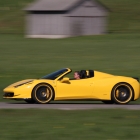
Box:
left=24, top=0, right=109, bottom=38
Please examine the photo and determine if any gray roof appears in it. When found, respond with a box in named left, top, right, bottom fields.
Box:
left=25, top=0, right=82, bottom=11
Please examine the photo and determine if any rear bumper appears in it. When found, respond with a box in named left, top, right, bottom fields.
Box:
left=132, top=82, right=140, bottom=100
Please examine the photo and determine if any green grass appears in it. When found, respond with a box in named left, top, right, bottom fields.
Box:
left=100, top=0, right=140, bottom=33
left=0, top=109, right=140, bottom=140
left=0, top=0, right=140, bottom=34
left=0, top=0, right=34, bottom=34
left=0, top=34, right=140, bottom=103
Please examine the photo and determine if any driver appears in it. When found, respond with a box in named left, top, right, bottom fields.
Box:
left=74, top=71, right=80, bottom=80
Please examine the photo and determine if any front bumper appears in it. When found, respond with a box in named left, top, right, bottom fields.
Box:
left=3, top=92, right=14, bottom=97
left=3, top=85, right=33, bottom=99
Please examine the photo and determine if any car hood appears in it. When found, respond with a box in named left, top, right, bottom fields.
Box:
left=7, top=79, right=35, bottom=88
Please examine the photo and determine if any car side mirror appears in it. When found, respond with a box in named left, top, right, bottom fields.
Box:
left=61, top=77, right=70, bottom=83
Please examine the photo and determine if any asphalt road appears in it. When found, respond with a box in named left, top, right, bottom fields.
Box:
left=1, top=102, right=140, bottom=110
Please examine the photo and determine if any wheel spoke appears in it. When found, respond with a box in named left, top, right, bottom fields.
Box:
left=115, top=89, right=119, bottom=98
left=46, top=88, right=50, bottom=98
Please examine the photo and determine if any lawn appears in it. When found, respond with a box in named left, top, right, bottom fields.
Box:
left=0, top=34, right=140, bottom=103
left=0, top=109, right=140, bottom=140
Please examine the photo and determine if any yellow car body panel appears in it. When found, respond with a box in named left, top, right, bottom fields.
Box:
left=3, top=79, right=55, bottom=99
left=90, top=73, right=140, bottom=100
left=3, top=68, right=140, bottom=103
left=55, top=78, right=94, bottom=100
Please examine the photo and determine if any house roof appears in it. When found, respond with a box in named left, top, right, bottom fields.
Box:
left=25, top=0, right=81, bottom=11
left=25, top=0, right=109, bottom=12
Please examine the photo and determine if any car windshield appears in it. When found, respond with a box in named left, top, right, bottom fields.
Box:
left=41, top=68, right=68, bottom=80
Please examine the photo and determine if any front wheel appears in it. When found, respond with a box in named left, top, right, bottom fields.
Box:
left=111, top=83, right=133, bottom=104
left=32, top=84, right=54, bottom=104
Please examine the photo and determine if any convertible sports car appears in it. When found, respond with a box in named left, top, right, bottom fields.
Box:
left=3, top=68, right=140, bottom=104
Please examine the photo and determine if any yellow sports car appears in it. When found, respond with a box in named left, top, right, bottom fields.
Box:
left=3, top=68, right=140, bottom=104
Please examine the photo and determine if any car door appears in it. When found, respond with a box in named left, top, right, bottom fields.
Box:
left=55, top=78, right=93, bottom=100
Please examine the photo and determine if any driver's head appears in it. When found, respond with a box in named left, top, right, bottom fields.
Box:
left=74, top=71, right=80, bottom=80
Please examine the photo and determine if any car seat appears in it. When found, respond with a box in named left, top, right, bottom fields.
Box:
left=80, top=70, right=87, bottom=79
left=88, top=70, right=94, bottom=77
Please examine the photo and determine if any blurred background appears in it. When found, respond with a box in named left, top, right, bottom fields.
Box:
left=1, top=1, right=140, bottom=140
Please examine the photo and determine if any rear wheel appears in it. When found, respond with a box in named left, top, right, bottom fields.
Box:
left=32, top=84, right=54, bottom=104
left=111, top=83, right=133, bottom=104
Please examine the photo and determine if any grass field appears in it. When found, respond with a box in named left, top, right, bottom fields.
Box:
left=0, top=34, right=140, bottom=103
left=0, top=109, right=140, bottom=140
left=0, top=0, right=140, bottom=34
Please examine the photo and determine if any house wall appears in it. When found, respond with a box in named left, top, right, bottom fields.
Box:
left=66, top=0, right=108, bottom=36
left=25, top=13, right=71, bottom=38
left=68, top=16, right=107, bottom=35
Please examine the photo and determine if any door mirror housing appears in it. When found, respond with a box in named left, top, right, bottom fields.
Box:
left=61, top=77, right=70, bottom=83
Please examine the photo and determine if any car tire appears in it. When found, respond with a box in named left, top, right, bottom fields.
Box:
left=32, top=83, right=54, bottom=104
left=102, top=100, right=114, bottom=104
left=24, top=99, right=35, bottom=104
left=111, top=83, right=133, bottom=104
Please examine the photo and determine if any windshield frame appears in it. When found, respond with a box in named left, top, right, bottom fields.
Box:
left=40, top=68, right=70, bottom=80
